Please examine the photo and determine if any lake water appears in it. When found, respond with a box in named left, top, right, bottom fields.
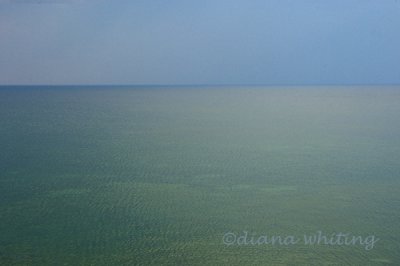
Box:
left=1, top=86, right=399, bottom=265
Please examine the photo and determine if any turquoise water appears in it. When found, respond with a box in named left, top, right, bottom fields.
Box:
left=0, top=86, right=399, bottom=265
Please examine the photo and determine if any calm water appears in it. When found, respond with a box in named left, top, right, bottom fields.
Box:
left=0, top=86, right=400, bottom=265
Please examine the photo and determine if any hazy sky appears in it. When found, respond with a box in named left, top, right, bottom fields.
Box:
left=0, top=0, right=399, bottom=85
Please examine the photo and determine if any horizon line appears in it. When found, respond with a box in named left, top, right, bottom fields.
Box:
left=1, top=83, right=400, bottom=87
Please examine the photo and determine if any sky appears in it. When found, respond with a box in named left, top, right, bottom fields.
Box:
left=0, top=0, right=399, bottom=85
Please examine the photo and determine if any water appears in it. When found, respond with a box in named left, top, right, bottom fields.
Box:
left=1, top=85, right=399, bottom=265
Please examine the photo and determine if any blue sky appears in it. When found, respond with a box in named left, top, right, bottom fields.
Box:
left=0, top=0, right=399, bottom=85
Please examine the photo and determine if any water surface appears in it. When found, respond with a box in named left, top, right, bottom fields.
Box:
left=1, top=86, right=399, bottom=265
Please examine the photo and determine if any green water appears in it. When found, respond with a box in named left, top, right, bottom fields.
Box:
left=0, top=86, right=399, bottom=265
